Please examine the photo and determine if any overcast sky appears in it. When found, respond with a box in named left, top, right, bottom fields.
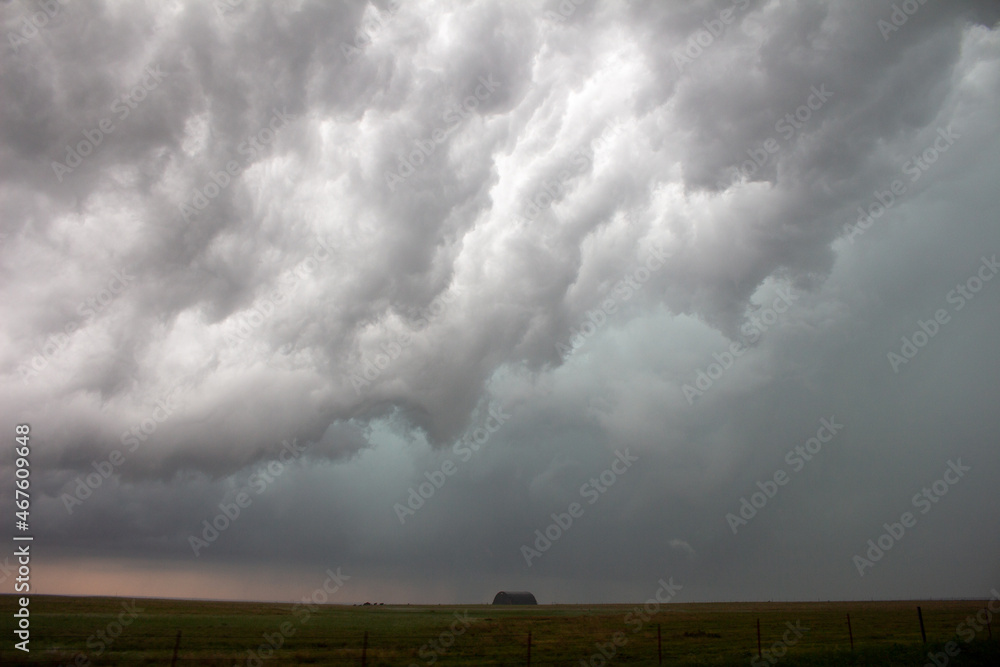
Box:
left=2, top=0, right=999, bottom=605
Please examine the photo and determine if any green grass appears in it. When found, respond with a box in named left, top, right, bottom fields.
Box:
left=2, top=596, right=998, bottom=665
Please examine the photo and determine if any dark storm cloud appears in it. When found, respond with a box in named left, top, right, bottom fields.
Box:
left=1, top=0, right=998, bottom=603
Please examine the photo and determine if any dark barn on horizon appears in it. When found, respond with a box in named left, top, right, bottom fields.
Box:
left=492, top=591, right=537, bottom=605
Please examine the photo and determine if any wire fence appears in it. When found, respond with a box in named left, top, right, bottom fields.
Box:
left=2, top=601, right=998, bottom=666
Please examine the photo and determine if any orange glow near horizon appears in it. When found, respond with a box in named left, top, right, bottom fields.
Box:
left=23, top=558, right=451, bottom=605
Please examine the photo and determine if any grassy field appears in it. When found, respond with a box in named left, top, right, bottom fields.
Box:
left=2, top=595, right=998, bottom=665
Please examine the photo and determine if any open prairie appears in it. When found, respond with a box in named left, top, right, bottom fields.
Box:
left=2, top=595, right=998, bottom=666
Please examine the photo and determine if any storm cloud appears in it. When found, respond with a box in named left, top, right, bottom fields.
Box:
left=2, top=0, right=999, bottom=604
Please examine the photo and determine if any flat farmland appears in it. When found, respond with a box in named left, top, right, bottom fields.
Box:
left=2, top=595, right=998, bottom=665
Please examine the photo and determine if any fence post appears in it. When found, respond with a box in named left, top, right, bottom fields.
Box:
left=917, top=606, right=927, bottom=644
left=987, top=609, right=992, bottom=640
left=657, top=623, right=662, bottom=665
left=756, top=618, right=762, bottom=658
left=527, top=630, right=532, bottom=666
left=171, top=630, right=182, bottom=667
left=847, top=613, right=854, bottom=652
left=362, top=630, right=368, bottom=667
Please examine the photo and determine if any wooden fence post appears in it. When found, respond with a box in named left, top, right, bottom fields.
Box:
left=170, top=630, right=182, bottom=667
left=756, top=618, right=762, bottom=658
left=657, top=623, right=662, bottom=665
left=361, top=630, right=368, bottom=667
left=847, top=613, right=854, bottom=652
left=917, top=606, right=927, bottom=644
left=527, top=630, right=532, bottom=666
